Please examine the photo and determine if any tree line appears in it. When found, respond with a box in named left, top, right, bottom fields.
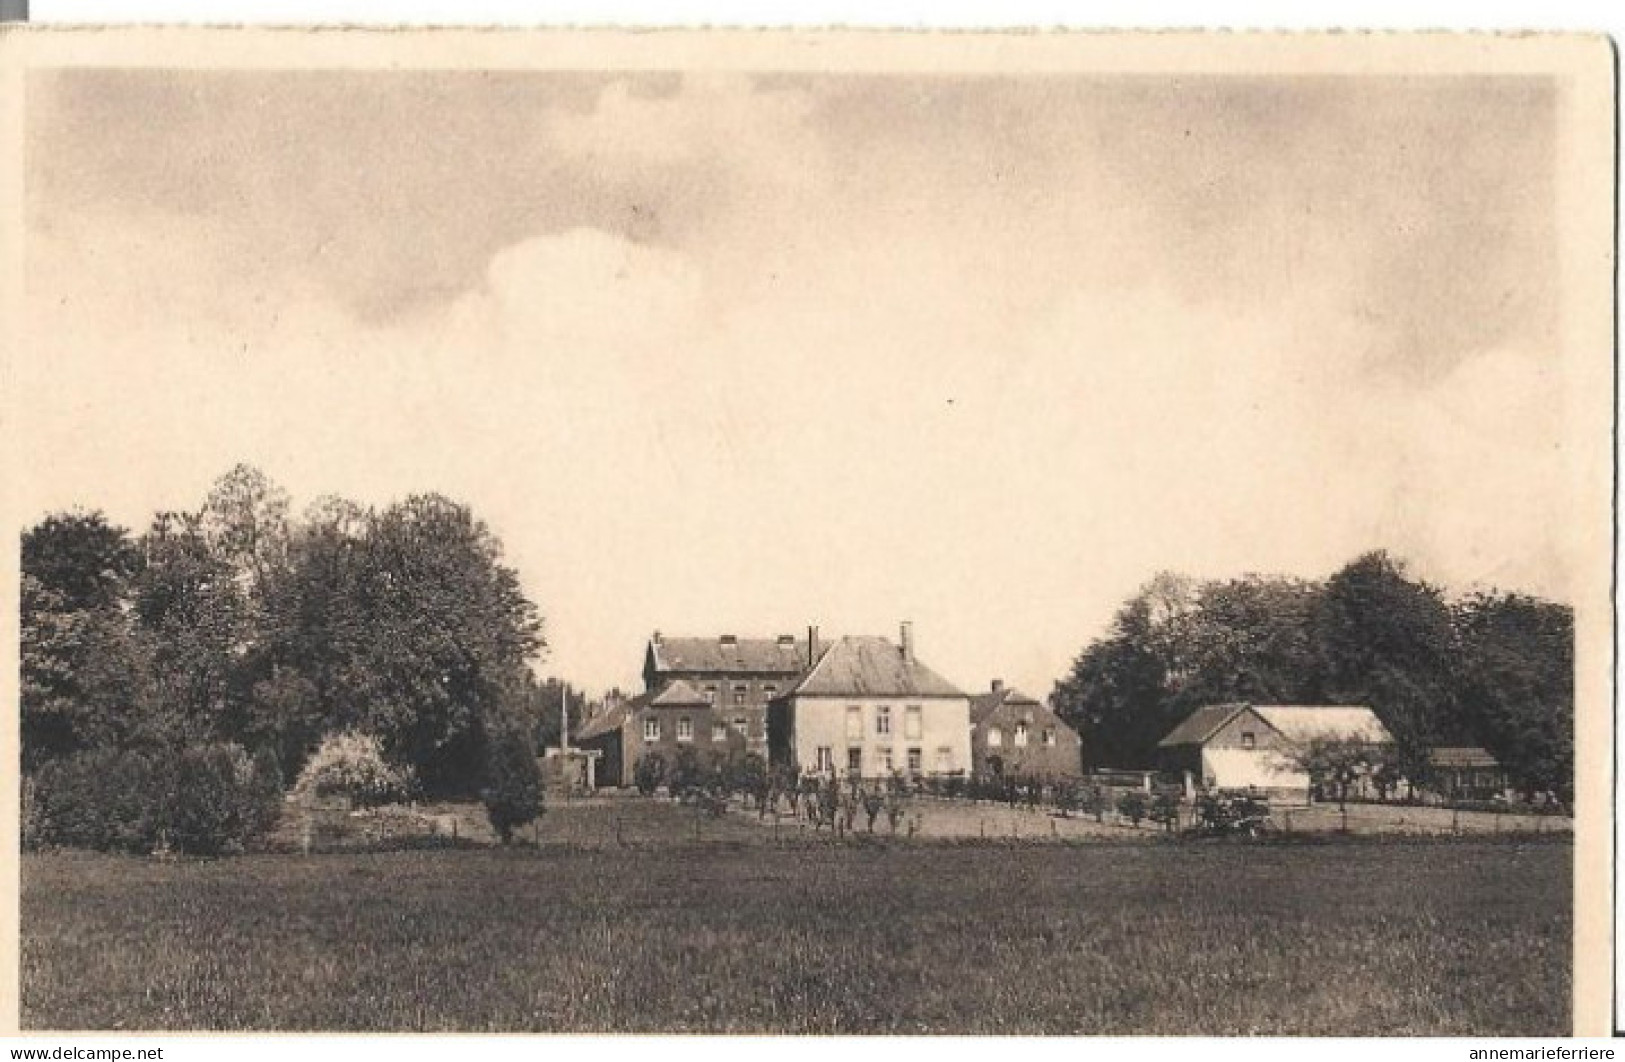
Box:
left=1049, top=551, right=1573, bottom=801
left=22, top=465, right=554, bottom=851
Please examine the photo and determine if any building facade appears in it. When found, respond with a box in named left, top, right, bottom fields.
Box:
left=577, top=678, right=746, bottom=788
left=643, top=632, right=816, bottom=759
left=768, top=624, right=971, bottom=779
left=967, top=680, right=1083, bottom=779
left=1157, top=703, right=1393, bottom=804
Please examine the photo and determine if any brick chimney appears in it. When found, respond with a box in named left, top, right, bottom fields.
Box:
left=807, top=624, right=820, bottom=668
left=900, top=621, right=915, bottom=665
left=651, top=630, right=662, bottom=645
left=991, top=678, right=1005, bottom=693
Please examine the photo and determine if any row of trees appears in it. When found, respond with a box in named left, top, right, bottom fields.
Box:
left=22, top=465, right=550, bottom=850
left=1050, top=551, right=1574, bottom=800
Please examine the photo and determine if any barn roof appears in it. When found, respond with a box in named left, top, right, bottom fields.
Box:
left=647, top=635, right=813, bottom=675
left=1157, top=703, right=1392, bottom=748
left=1428, top=746, right=1501, bottom=769
left=785, top=636, right=966, bottom=699
left=1251, top=705, right=1392, bottom=744
left=1157, top=703, right=1250, bottom=748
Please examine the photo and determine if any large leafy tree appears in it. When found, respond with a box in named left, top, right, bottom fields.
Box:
left=1453, top=592, right=1573, bottom=800
left=1309, top=551, right=1457, bottom=780
left=346, top=494, right=544, bottom=791
left=20, top=513, right=147, bottom=769
left=1051, top=583, right=1181, bottom=769
left=132, top=511, right=249, bottom=748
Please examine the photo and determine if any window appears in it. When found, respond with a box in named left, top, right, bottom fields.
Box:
left=905, top=705, right=922, bottom=739
left=643, top=717, right=660, bottom=742
left=733, top=716, right=747, bottom=735
left=935, top=746, right=953, bottom=772
left=876, top=746, right=894, bottom=773
left=677, top=716, right=693, bottom=742
left=763, top=684, right=777, bottom=699
left=847, top=747, right=863, bottom=774
left=815, top=745, right=834, bottom=772
left=703, top=685, right=717, bottom=704
left=1241, top=731, right=1256, bottom=750
left=846, top=706, right=863, bottom=740
left=712, top=722, right=728, bottom=742
left=1014, top=722, right=1029, bottom=748
left=733, top=684, right=747, bottom=706
left=988, top=727, right=1003, bottom=748
left=907, top=747, right=922, bottom=773
left=1042, top=728, right=1056, bottom=747
left=876, top=705, right=892, bottom=736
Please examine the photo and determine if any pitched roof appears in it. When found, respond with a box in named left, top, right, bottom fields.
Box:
left=1428, top=746, right=1501, bottom=769
left=648, top=635, right=813, bottom=675
left=785, top=636, right=966, bottom=699
left=647, top=678, right=711, bottom=708
left=575, top=679, right=710, bottom=741
left=968, top=685, right=1042, bottom=724
left=1251, top=705, right=1392, bottom=744
left=576, top=695, right=637, bottom=741
left=1157, top=703, right=1249, bottom=748
left=1158, top=703, right=1394, bottom=749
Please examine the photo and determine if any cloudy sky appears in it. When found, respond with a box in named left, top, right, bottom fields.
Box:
left=19, top=68, right=1575, bottom=697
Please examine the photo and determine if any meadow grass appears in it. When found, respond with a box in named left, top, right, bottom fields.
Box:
left=21, top=800, right=1570, bottom=1035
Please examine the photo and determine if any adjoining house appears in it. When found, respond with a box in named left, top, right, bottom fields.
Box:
left=1427, top=746, right=1509, bottom=800
left=967, top=680, right=1082, bottom=780
left=642, top=630, right=817, bottom=759
left=767, top=623, right=971, bottom=780
left=1156, top=703, right=1393, bottom=804
left=576, top=678, right=746, bottom=789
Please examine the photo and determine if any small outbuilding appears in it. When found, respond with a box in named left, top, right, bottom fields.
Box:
left=1156, top=703, right=1393, bottom=804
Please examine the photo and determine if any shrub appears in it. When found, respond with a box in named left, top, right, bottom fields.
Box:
left=1149, top=790, right=1181, bottom=832
left=1117, top=790, right=1149, bottom=826
left=26, top=741, right=282, bottom=856
left=634, top=751, right=667, bottom=796
left=25, top=746, right=168, bottom=853
left=481, top=725, right=544, bottom=845
left=294, top=731, right=416, bottom=808
left=166, top=743, right=283, bottom=856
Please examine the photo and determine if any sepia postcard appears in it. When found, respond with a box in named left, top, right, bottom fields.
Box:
left=0, top=27, right=1614, bottom=1039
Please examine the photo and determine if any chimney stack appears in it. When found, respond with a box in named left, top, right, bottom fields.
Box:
left=900, top=621, right=915, bottom=665
left=652, top=630, right=662, bottom=645
left=991, top=678, right=1004, bottom=693
left=808, top=624, right=820, bottom=668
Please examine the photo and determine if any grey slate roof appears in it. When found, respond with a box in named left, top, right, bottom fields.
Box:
left=648, top=636, right=813, bottom=675
left=785, top=636, right=966, bottom=699
left=1157, top=703, right=1250, bottom=748
left=968, top=685, right=1042, bottom=725
left=576, top=679, right=711, bottom=741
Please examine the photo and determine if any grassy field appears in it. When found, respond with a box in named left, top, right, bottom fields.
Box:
left=22, top=799, right=1571, bottom=1035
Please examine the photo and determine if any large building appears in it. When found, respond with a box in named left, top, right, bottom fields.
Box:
left=642, top=631, right=817, bottom=759
left=1156, top=703, right=1393, bottom=803
left=767, top=623, right=972, bottom=779
left=967, top=680, right=1083, bottom=779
